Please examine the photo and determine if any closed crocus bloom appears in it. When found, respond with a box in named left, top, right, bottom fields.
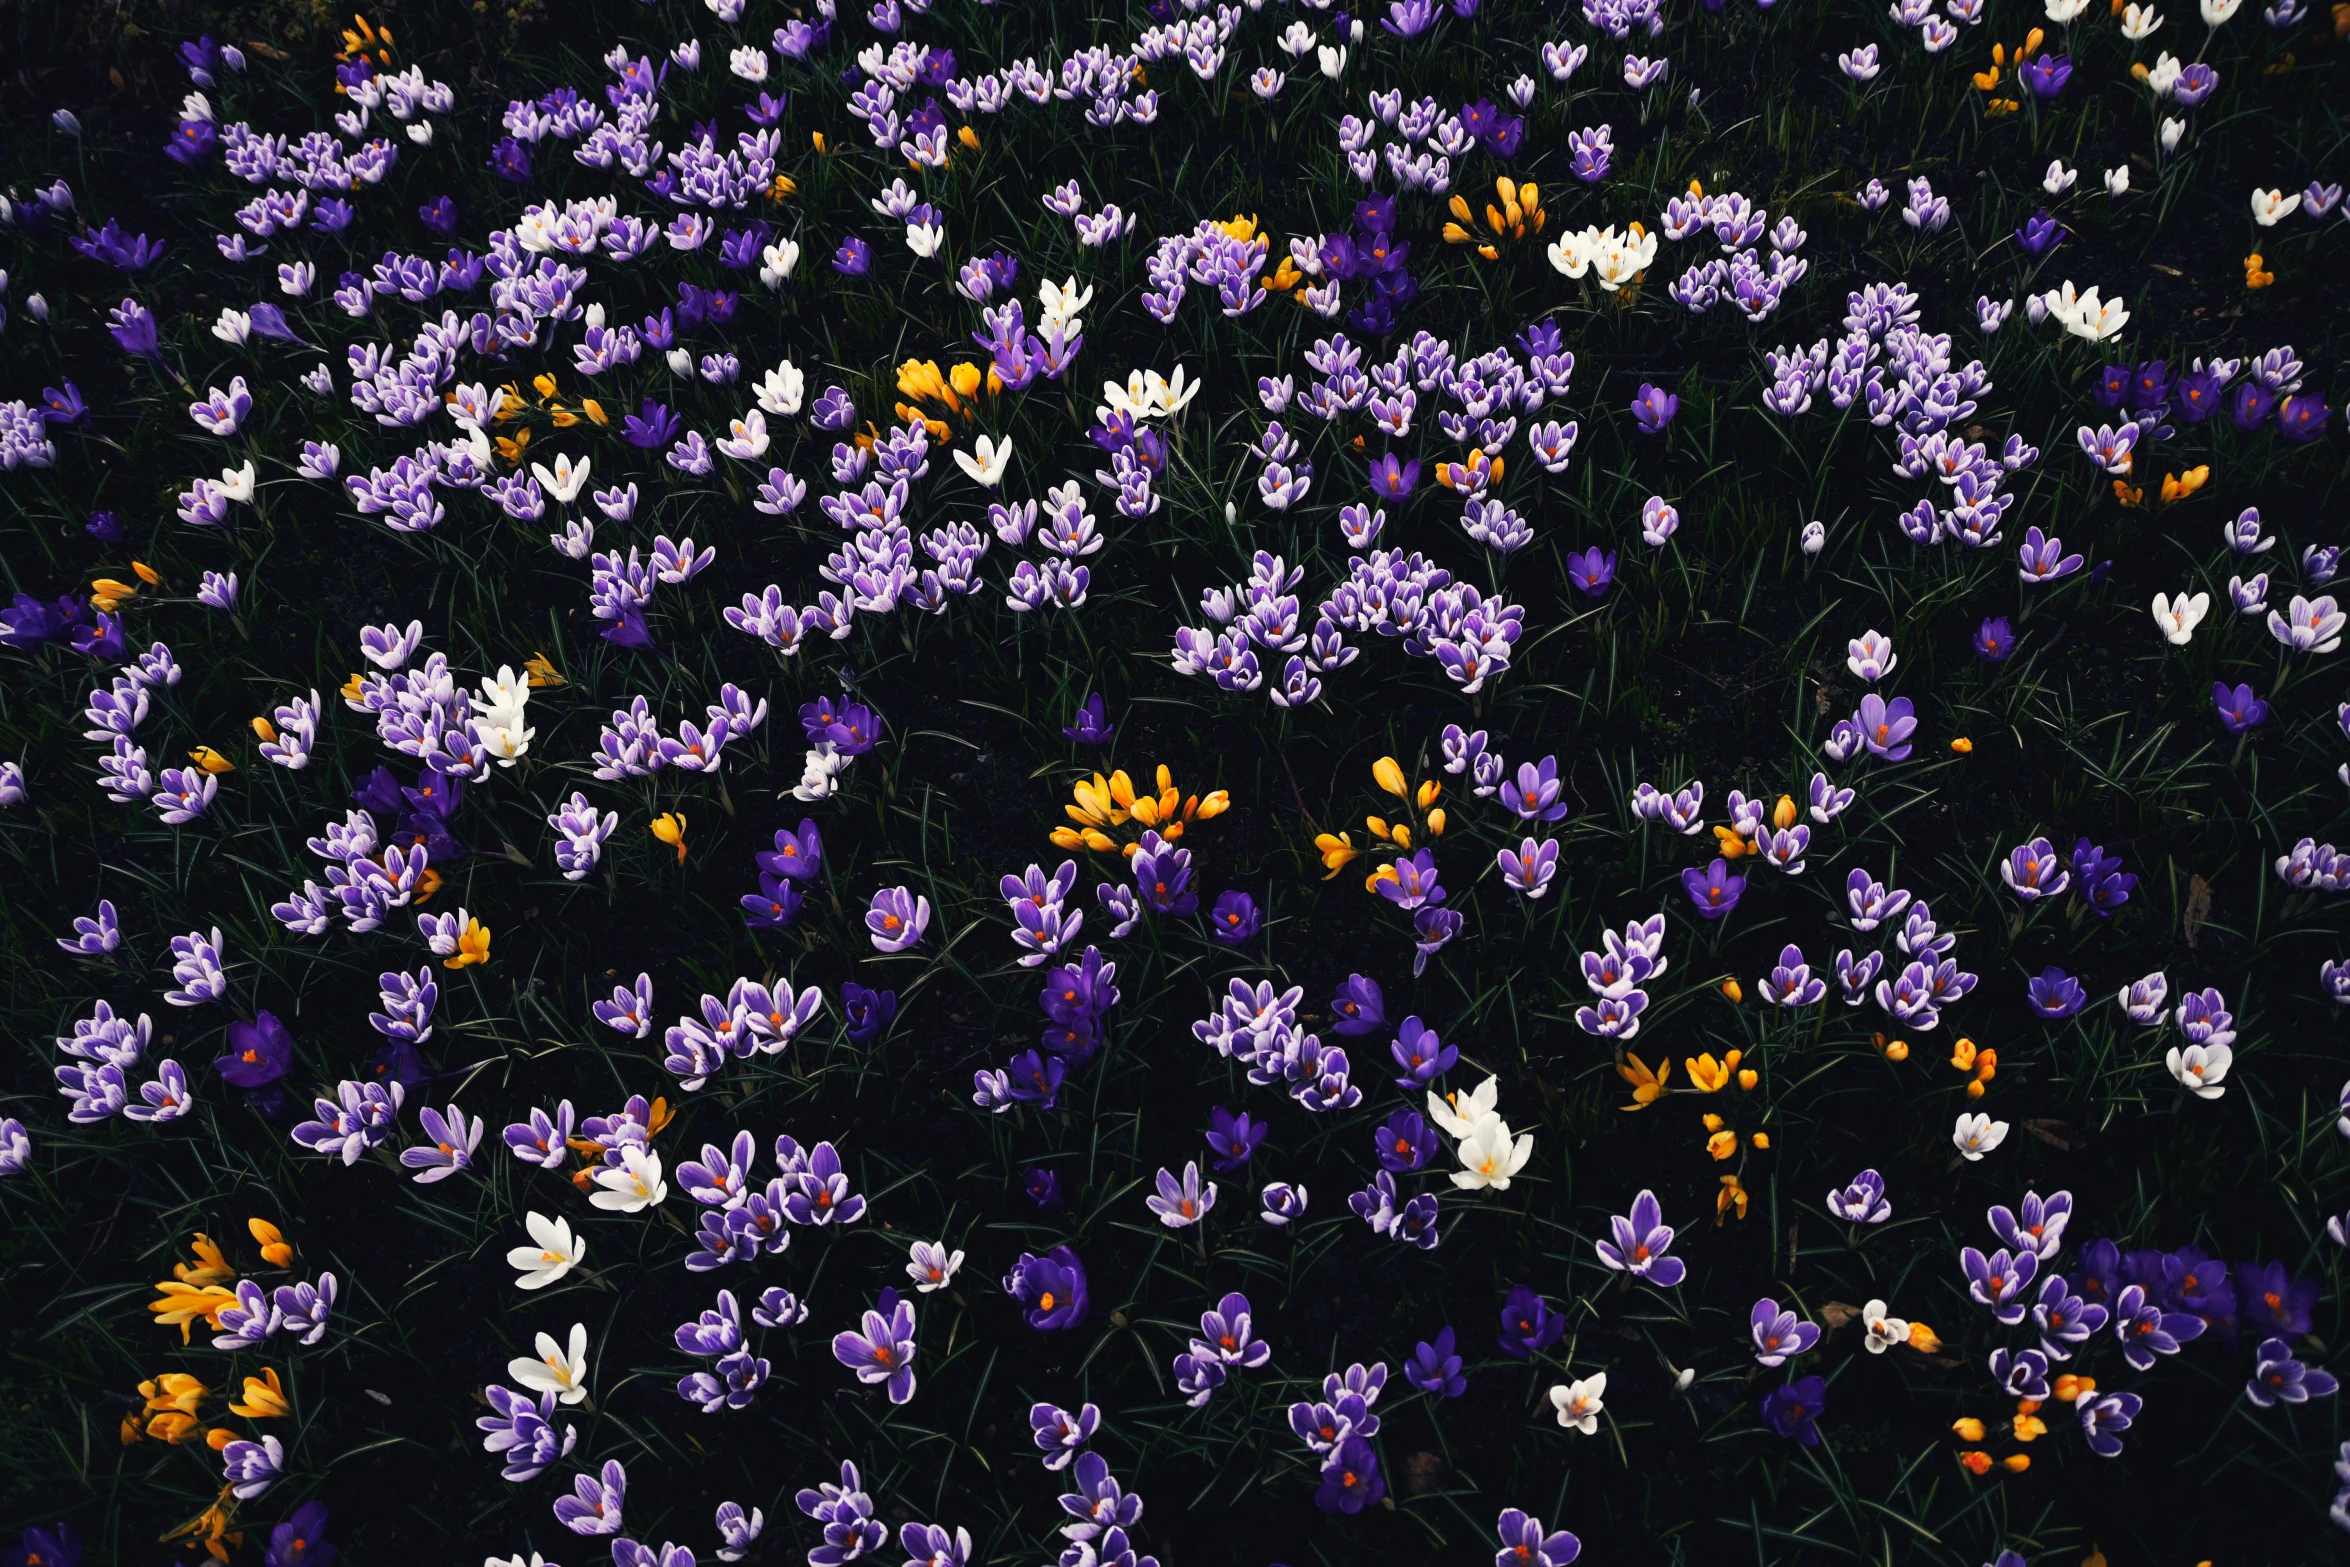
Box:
left=2104, top=165, right=2130, bottom=196
left=2200, top=0, right=2239, bottom=20
left=2250, top=187, right=2301, bottom=226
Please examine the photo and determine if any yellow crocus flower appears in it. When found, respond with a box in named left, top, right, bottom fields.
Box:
left=230, top=1367, right=290, bottom=1419
left=1616, top=1051, right=1670, bottom=1109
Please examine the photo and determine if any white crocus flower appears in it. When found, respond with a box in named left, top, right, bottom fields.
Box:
left=1952, top=1112, right=2009, bottom=1161
left=2043, top=160, right=2077, bottom=196
left=2120, top=2, right=2163, bottom=36
left=666, top=347, right=694, bottom=377
left=2166, top=1043, right=2231, bottom=1098
left=220, top=461, right=257, bottom=503
left=531, top=453, right=591, bottom=504
left=479, top=723, right=535, bottom=767
left=758, top=238, right=802, bottom=289
left=2064, top=287, right=2130, bottom=342
left=1427, top=1075, right=1501, bottom=1139
left=718, top=408, right=771, bottom=461
left=508, top=1321, right=590, bottom=1404
left=2105, top=165, right=2131, bottom=197
left=589, top=1145, right=668, bottom=1212
left=1450, top=1118, right=1534, bottom=1192
left=477, top=665, right=531, bottom=719
left=2250, top=187, right=2302, bottom=227
left=1549, top=1372, right=1607, bottom=1433
left=905, top=218, right=945, bottom=259
left=953, top=433, right=1014, bottom=488
left=1861, top=1299, right=1911, bottom=1353
left=2160, top=117, right=2185, bottom=152
left=183, top=91, right=215, bottom=122
left=1040, top=276, right=1093, bottom=332
left=2199, top=0, right=2239, bottom=22
left=2146, top=51, right=2183, bottom=95
left=792, top=744, right=848, bottom=802
left=406, top=120, right=434, bottom=145
left=728, top=46, right=769, bottom=82
left=755, top=359, right=806, bottom=416
left=507, top=1212, right=586, bottom=1290
left=2151, top=590, right=2211, bottom=645
left=1278, top=19, right=1316, bottom=55
left=1317, top=43, right=1348, bottom=79
left=212, top=308, right=252, bottom=345
left=2045, top=0, right=2090, bottom=17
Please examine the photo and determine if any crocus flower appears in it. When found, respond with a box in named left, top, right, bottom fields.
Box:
left=1497, top=1283, right=1567, bottom=1358
left=1061, top=693, right=1114, bottom=744
left=2213, top=682, right=2268, bottom=733
left=1628, top=382, right=1679, bottom=434
left=1680, top=859, right=1745, bottom=919
left=2078, top=1390, right=2143, bottom=1456
left=1855, top=693, right=1917, bottom=760
left=1368, top=452, right=1420, bottom=497
left=1209, top=889, right=1261, bottom=944
left=1145, top=1161, right=1218, bottom=1227
left=1314, top=1435, right=1384, bottom=1513
left=1406, top=1326, right=1468, bottom=1397
left=215, top=1011, right=294, bottom=1088
left=833, top=1288, right=920, bottom=1403
left=865, top=886, right=931, bottom=951
left=509, top=1322, right=591, bottom=1405
left=1751, top=1298, right=1822, bottom=1366
left=1953, top=1112, right=2009, bottom=1160
left=1205, top=1106, right=1268, bottom=1170
left=1595, top=1190, right=1685, bottom=1285
left=508, top=1212, right=586, bottom=1290
left=1760, top=1376, right=1826, bottom=1445
left=2028, top=967, right=2086, bottom=1018
left=2247, top=1337, right=2338, bottom=1407
left=1003, top=1245, right=1090, bottom=1330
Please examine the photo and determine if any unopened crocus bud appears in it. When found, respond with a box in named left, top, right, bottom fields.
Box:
left=1801, top=520, right=1825, bottom=555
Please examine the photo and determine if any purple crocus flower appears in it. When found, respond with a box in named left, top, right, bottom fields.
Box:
left=1964, top=1247, right=2039, bottom=1323
left=1205, top=1106, right=1268, bottom=1170
left=263, top=1501, right=332, bottom=1567
left=1494, top=1510, right=1579, bottom=1567
left=486, top=136, right=532, bottom=183
left=832, top=1287, right=919, bottom=1403
left=2279, top=396, right=2332, bottom=444
left=1565, top=547, right=1617, bottom=597
left=840, top=982, right=897, bottom=1044
left=2015, top=211, right=2064, bottom=257
left=2078, top=1390, right=2143, bottom=1456
left=1061, top=693, right=1114, bottom=744
left=1854, top=693, right=1917, bottom=760
left=2240, top=1260, right=2318, bottom=1337
left=2214, top=682, right=2269, bottom=733
left=1759, top=1376, right=1826, bottom=1445
left=1368, top=453, right=1421, bottom=497
left=2114, top=1283, right=2206, bottom=1370
left=1023, top=1166, right=1063, bottom=1209
left=864, top=886, right=930, bottom=951
left=1375, top=1108, right=1437, bottom=1172
left=1973, top=617, right=2014, bottom=660
left=1131, top=832, right=1199, bottom=916
left=1827, top=1169, right=1891, bottom=1224
left=1004, top=1245, right=1090, bottom=1330
left=1496, top=1283, right=1566, bottom=1359
left=1405, top=1325, right=1467, bottom=1397
left=1315, top=1434, right=1385, bottom=1513
left=1377, top=848, right=1444, bottom=911
left=1680, top=859, right=1746, bottom=920
left=554, top=1458, right=628, bottom=1535
left=1751, top=1298, right=1822, bottom=1366
left=2027, top=967, right=2086, bottom=1018
left=1331, top=973, right=1386, bottom=1036
left=1628, top=382, right=1679, bottom=434
left=622, top=398, right=684, bottom=450
left=1595, top=1190, right=1685, bottom=1285
left=2020, top=53, right=2072, bottom=96
left=1209, top=889, right=1262, bottom=944
left=833, top=236, right=873, bottom=276
left=2232, top=382, right=2278, bottom=431
left=2247, top=1338, right=2338, bottom=1407
left=1390, top=1015, right=1457, bottom=1087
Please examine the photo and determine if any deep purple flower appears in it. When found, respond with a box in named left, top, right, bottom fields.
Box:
left=1003, top=1245, right=1090, bottom=1330
left=2014, top=211, right=2064, bottom=257
left=2078, top=1390, right=2142, bottom=1455
left=2247, top=1337, right=2338, bottom=1407
left=622, top=398, right=683, bottom=450
left=757, top=819, right=825, bottom=881
left=1565, top=547, right=1618, bottom=597
left=1681, top=859, right=1746, bottom=920
left=2, top=1524, right=80, bottom=1567
left=2279, top=395, right=2332, bottom=444
left=42, top=382, right=88, bottom=426
left=2027, top=966, right=2086, bottom=1019
left=2171, top=61, right=2218, bottom=106
left=85, top=510, right=125, bottom=544
left=1204, top=1106, right=1268, bottom=1171
left=1760, top=1376, right=1826, bottom=1445
left=1368, top=452, right=1421, bottom=497
left=2239, top=1260, right=2318, bottom=1337
left=2176, top=367, right=2227, bottom=423
left=2231, top=382, right=2278, bottom=431
left=2213, top=681, right=2269, bottom=734
left=1497, top=1284, right=1566, bottom=1358
left=164, top=120, right=217, bottom=164
left=1131, top=833, right=1198, bottom=917
left=1629, top=382, right=1679, bottom=434
left=2020, top=53, right=2072, bottom=97
left=485, top=136, right=532, bottom=183
left=263, top=1502, right=334, bottom=1567
left=742, top=872, right=804, bottom=929
left=1331, top=974, right=1386, bottom=1036
left=840, top=982, right=897, bottom=1044
left=1208, top=889, right=1262, bottom=944
left=1389, top=1014, right=1456, bottom=1086
left=1374, top=1108, right=1437, bottom=1173
left=216, top=1011, right=294, bottom=1088
left=418, top=196, right=459, bottom=237
left=1974, top=616, right=2015, bottom=661
left=1023, top=1166, right=1063, bottom=1209
left=1314, top=1435, right=1385, bottom=1513
left=1376, top=848, right=1444, bottom=911
left=1061, top=693, right=1114, bottom=745
left=833, top=236, right=873, bottom=276
left=1405, top=1325, right=1467, bottom=1397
